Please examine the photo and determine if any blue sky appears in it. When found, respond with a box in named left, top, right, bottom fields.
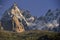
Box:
left=0, top=0, right=60, bottom=18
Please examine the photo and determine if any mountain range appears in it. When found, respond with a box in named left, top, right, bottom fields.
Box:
left=0, top=3, right=60, bottom=33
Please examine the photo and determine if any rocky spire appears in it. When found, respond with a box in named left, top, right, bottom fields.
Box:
left=13, top=2, right=17, bottom=7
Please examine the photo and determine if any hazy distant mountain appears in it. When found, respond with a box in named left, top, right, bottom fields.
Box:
left=45, top=9, right=60, bottom=32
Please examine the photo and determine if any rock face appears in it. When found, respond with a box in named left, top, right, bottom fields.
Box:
left=1, top=3, right=25, bottom=33
left=12, top=15, right=25, bottom=32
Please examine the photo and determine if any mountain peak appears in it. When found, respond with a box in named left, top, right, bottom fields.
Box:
left=13, top=2, right=17, bottom=8
left=10, top=2, right=19, bottom=12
